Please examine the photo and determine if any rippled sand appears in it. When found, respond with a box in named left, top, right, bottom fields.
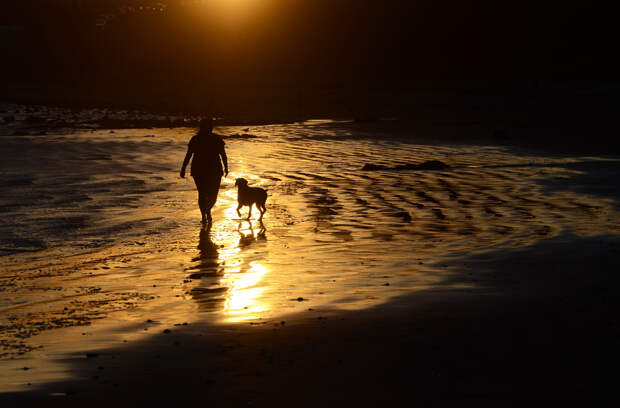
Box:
left=1, top=121, right=619, bottom=390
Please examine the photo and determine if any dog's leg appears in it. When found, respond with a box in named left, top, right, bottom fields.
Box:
left=258, top=204, right=264, bottom=220
left=247, top=204, right=253, bottom=220
left=236, top=203, right=242, bottom=218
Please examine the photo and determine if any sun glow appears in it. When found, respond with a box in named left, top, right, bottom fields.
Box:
left=199, top=0, right=263, bottom=25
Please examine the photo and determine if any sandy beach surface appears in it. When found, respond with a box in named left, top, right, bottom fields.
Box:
left=1, top=113, right=620, bottom=405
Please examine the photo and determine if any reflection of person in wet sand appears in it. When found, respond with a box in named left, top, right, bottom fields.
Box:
left=189, top=227, right=228, bottom=309
left=180, top=118, right=229, bottom=225
left=195, top=227, right=219, bottom=268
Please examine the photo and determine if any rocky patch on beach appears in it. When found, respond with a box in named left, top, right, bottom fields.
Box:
left=0, top=103, right=293, bottom=134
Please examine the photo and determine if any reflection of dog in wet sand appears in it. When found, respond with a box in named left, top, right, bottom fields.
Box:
left=237, top=220, right=267, bottom=247
left=234, top=178, right=268, bottom=220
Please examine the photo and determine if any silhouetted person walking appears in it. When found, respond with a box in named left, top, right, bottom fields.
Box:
left=180, top=118, right=228, bottom=225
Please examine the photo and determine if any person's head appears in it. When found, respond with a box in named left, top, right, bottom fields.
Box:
left=199, top=117, right=213, bottom=134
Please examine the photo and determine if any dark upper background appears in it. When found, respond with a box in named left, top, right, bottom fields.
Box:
left=1, top=0, right=618, bottom=133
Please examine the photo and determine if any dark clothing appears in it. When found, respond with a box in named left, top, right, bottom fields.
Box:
left=192, top=173, right=222, bottom=195
left=188, top=134, right=226, bottom=177
left=181, top=130, right=227, bottom=222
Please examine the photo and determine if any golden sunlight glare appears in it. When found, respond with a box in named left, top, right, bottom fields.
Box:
left=199, top=0, right=262, bottom=24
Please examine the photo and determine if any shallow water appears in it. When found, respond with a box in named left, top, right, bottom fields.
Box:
left=1, top=120, right=619, bottom=390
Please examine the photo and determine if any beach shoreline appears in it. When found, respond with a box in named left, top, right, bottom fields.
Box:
left=3, top=86, right=620, bottom=155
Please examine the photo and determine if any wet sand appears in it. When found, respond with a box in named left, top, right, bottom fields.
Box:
left=3, top=234, right=619, bottom=406
left=1, top=116, right=620, bottom=405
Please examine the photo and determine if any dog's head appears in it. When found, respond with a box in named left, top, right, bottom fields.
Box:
left=235, top=178, right=248, bottom=188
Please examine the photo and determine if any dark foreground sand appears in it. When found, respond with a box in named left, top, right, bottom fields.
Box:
left=3, top=234, right=618, bottom=407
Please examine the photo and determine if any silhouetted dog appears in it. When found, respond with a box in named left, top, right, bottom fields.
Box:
left=234, top=178, right=268, bottom=220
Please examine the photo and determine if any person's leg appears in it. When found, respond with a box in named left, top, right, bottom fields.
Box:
left=203, top=175, right=222, bottom=224
left=199, top=193, right=208, bottom=223
left=193, top=176, right=207, bottom=223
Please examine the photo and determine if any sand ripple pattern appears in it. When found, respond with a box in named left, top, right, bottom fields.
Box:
left=224, top=122, right=618, bottom=253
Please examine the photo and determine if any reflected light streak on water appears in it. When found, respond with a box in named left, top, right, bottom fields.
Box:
left=221, top=262, right=269, bottom=322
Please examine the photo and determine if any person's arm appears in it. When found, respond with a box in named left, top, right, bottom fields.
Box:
left=220, top=145, right=229, bottom=177
left=180, top=144, right=192, bottom=178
